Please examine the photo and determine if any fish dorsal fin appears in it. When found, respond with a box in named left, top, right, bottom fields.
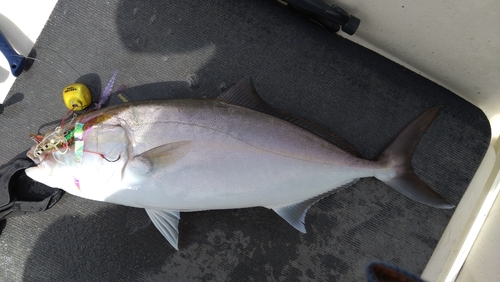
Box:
left=271, top=179, right=359, bottom=233
left=218, top=77, right=362, bottom=157
left=127, top=141, right=193, bottom=175
left=145, top=209, right=181, bottom=250
left=218, top=76, right=272, bottom=113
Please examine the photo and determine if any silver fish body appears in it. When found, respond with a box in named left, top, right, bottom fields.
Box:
left=26, top=78, right=453, bottom=249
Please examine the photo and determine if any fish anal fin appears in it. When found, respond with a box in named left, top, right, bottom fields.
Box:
left=145, top=209, right=181, bottom=250
left=271, top=179, right=359, bottom=233
left=219, top=77, right=362, bottom=157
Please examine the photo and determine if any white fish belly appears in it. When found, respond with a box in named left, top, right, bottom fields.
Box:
left=105, top=138, right=376, bottom=211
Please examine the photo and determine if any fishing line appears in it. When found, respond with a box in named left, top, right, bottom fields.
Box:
left=23, top=56, right=79, bottom=80
left=53, top=150, right=69, bottom=166
left=13, top=46, right=83, bottom=80
left=59, top=105, right=79, bottom=128
left=82, top=150, right=121, bottom=162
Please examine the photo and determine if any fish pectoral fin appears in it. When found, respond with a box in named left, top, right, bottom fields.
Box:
left=271, top=179, right=359, bottom=233
left=145, top=209, right=181, bottom=250
left=129, top=141, right=193, bottom=174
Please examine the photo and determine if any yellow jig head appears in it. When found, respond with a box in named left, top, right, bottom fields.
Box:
left=62, top=83, right=91, bottom=111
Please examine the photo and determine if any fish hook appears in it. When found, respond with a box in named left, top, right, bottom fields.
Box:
left=102, top=155, right=120, bottom=163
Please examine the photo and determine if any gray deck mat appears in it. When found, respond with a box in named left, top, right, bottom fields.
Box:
left=0, top=0, right=490, bottom=281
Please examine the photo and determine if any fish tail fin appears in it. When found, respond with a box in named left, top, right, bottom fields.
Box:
left=376, top=106, right=454, bottom=209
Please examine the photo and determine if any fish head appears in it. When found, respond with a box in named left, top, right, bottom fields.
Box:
left=26, top=137, right=84, bottom=195
left=25, top=120, right=131, bottom=198
left=25, top=152, right=76, bottom=192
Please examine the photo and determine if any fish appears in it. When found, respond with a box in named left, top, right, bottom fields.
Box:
left=25, top=77, right=453, bottom=250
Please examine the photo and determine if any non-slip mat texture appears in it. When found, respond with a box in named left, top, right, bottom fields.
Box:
left=0, top=0, right=490, bottom=281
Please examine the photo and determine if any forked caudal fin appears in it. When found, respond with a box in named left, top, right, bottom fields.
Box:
left=376, top=106, right=454, bottom=209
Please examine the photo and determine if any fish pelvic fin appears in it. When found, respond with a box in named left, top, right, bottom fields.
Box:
left=376, top=106, right=454, bottom=209
left=145, top=209, right=180, bottom=250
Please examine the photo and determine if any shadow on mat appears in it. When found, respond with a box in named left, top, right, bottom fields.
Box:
left=21, top=205, right=172, bottom=281
left=21, top=201, right=313, bottom=281
left=0, top=93, right=24, bottom=114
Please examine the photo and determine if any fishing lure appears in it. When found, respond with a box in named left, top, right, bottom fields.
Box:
left=32, top=126, right=71, bottom=157
left=94, top=70, right=118, bottom=110
left=31, top=71, right=118, bottom=158
left=72, top=122, right=85, bottom=165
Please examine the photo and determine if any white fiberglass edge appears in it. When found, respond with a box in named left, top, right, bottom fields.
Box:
left=0, top=0, right=58, bottom=103
left=422, top=145, right=500, bottom=281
